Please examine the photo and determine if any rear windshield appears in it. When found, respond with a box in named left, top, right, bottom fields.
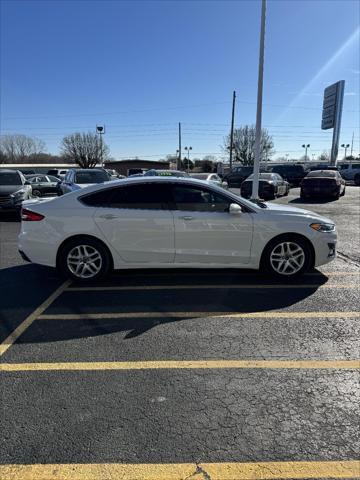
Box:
left=75, top=171, right=109, bottom=184
left=0, top=172, right=22, bottom=185
left=247, top=173, right=272, bottom=180
left=273, top=166, right=303, bottom=173
left=191, top=174, right=209, bottom=180
left=306, top=171, right=336, bottom=178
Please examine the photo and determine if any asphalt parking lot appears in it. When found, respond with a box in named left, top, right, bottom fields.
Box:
left=0, top=187, right=359, bottom=479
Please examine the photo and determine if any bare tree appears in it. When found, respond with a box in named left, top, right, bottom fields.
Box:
left=60, top=132, right=109, bottom=168
left=0, top=134, right=46, bottom=163
left=223, top=125, right=274, bottom=166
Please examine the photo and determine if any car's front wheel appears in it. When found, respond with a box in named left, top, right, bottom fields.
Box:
left=58, top=237, right=111, bottom=282
left=262, top=235, right=312, bottom=279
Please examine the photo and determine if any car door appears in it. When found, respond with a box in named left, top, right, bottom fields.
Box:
left=92, top=182, right=175, bottom=264
left=170, top=183, right=253, bottom=265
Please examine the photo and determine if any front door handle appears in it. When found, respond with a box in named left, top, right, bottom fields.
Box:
left=99, top=214, right=118, bottom=220
left=179, top=215, right=194, bottom=221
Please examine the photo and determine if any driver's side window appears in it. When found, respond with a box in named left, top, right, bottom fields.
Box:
left=172, top=185, right=231, bottom=212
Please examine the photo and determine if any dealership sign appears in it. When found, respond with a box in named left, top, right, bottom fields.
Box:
left=321, top=81, right=345, bottom=164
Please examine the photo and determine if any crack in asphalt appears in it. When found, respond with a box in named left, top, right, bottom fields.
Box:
left=337, top=250, right=360, bottom=267
left=185, top=464, right=212, bottom=480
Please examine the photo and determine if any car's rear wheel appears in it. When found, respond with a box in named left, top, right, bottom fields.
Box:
left=262, top=235, right=312, bottom=279
left=58, top=237, right=111, bottom=282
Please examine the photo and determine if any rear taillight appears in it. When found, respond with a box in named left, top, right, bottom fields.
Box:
left=21, top=208, right=45, bottom=221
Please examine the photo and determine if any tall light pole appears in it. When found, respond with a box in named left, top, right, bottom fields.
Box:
left=229, top=91, right=236, bottom=170
left=302, top=144, right=310, bottom=163
left=96, top=125, right=105, bottom=167
left=251, top=0, right=266, bottom=201
left=341, top=143, right=350, bottom=159
left=285, top=153, right=289, bottom=162
left=184, top=146, right=192, bottom=173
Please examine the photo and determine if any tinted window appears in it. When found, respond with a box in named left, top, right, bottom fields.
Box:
left=353, top=164, right=360, bottom=169
left=82, top=183, right=171, bottom=210
left=48, top=175, right=60, bottom=182
left=307, top=170, right=336, bottom=178
left=171, top=184, right=231, bottom=212
left=75, top=170, right=108, bottom=184
left=0, top=172, right=22, bottom=185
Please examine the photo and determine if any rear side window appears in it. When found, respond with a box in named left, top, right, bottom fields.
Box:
left=81, top=183, right=171, bottom=210
left=171, top=184, right=231, bottom=212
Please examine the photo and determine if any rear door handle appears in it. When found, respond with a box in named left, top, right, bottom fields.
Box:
left=99, top=214, right=118, bottom=220
left=178, top=215, right=194, bottom=221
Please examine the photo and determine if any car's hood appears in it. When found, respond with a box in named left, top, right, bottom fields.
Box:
left=0, top=185, right=23, bottom=195
left=264, top=202, right=333, bottom=222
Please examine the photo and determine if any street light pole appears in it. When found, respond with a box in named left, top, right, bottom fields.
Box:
left=251, top=0, right=266, bottom=201
left=341, top=143, right=350, bottom=159
left=302, top=144, right=310, bottom=163
left=96, top=125, right=105, bottom=167
left=184, top=146, right=192, bottom=173
left=229, top=91, right=236, bottom=170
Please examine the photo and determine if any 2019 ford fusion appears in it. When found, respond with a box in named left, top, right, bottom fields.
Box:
left=18, top=177, right=337, bottom=282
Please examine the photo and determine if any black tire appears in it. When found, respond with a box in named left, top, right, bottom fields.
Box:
left=300, top=191, right=307, bottom=200
left=32, top=189, right=42, bottom=197
left=354, top=174, right=360, bottom=186
left=57, top=236, right=111, bottom=282
left=341, top=187, right=346, bottom=197
left=261, top=234, right=313, bottom=279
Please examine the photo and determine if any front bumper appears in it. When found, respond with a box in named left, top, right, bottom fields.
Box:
left=313, top=231, right=337, bottom=267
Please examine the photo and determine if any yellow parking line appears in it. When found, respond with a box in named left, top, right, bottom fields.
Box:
left=67, top=283, right=358, bottom=292
left=1, top=359, right=359, bottom=371
left=0, top=461, right=358, bottom=479
left=38, top=311, right=360, bottom=320
left=0, top=280, right=71, bottom=357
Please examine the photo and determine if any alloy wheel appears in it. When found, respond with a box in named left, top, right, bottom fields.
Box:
left=67, top=244, right=103, bottom=279
left=270, top=241, right=305, bottom=275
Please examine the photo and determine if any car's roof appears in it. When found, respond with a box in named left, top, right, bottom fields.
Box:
left=0, top=169, right=21, bottom=174
left=70, top=168, right=106, bottom=172
left=306, top=170, right=337, bottom=177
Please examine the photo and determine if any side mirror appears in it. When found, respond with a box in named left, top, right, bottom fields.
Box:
left=229, top=203, right=242, bottom=215
left=24, top=181, right=30, bottom=185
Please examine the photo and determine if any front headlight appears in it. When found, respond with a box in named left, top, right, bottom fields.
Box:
left=310, top=223, right=336, bottom=233
left=11, top=188, right=26, bottom=198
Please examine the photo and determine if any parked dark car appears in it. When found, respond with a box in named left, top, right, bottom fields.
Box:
left=300, top=170, right=346, bottom=200
left=241, top=173, right=290, bottom=200
left=26, top=174, right=61, bottom=197
left=224, top=166, right=253, bottom=187
left=270, top=164, right=307, bottom=186
left=0, top=169, right=32, bottom=213
left=59, top=168, right=110, bottom=195
left=19, top=169, right=36, bottom=175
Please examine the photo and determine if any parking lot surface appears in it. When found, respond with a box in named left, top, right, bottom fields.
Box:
left=0, top=187, right=359, bottom=479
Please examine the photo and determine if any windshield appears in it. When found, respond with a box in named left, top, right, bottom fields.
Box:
left=75, top=171, right=109, bottom=184
left=306, top=170, right=336, bottom=178
left=0, top=173, right=22, bottom=185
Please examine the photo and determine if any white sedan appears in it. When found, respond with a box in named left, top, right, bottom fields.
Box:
left=18, top=177, right=337, bottom=282
left=190, top=173, right=228, bottom=189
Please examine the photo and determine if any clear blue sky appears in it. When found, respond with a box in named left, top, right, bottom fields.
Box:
left=0, top=0, right=359, bottom=161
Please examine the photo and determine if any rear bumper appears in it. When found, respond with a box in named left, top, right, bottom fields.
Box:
left=301, top=187, right=340, bottom=197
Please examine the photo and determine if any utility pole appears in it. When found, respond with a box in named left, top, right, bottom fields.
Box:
left=350, top=131, right=354, bottom=157
left=178, top=122, right=182, bottom=170
left=229, top=91, right=236, bottom=170
left=251, top=0, right=266, bottom=201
